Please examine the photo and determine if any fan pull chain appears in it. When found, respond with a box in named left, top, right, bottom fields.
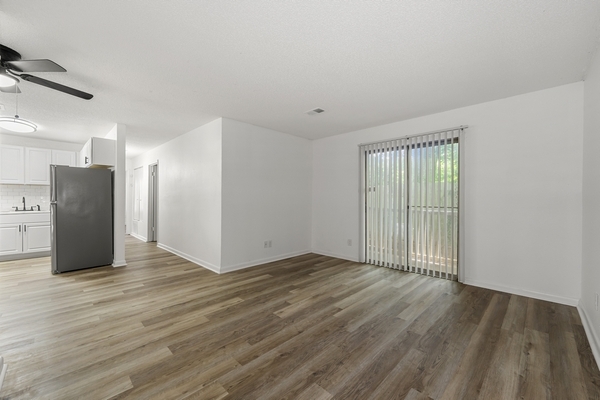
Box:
left=14, top=81, right=19, bottom=118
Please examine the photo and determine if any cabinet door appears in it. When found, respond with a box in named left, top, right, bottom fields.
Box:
left=0, top=223, right=22, bottom=255
left=51, top=150, right=77, bottom=167
left=25, top=147, right=52, bottom=185
left=0, top=145, right=25, bottom=184
left=90, top=137, right=116, bottom=167
left=23, top=222, right=51, bottom=253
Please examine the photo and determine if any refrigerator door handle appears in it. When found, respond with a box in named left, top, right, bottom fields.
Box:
left=50, top=164, right=57, bottom=203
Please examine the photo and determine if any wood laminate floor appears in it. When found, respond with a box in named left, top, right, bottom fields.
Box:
left=1, top=236, right=599, bottom=399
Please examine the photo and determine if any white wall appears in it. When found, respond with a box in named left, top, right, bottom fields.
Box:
left=582, top=46, right=600, bottom=367
left=131, top=118, right=223, bottom=271
left=220, top=118, right=312, bottom=272
left=312, top=83, right=584, bottom=306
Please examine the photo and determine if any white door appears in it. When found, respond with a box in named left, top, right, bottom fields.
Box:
left=25, top=147, right=52, bottom=185
left=23, top=222, right=51, bottom=252
left=51, top=150, right=77, bottom=167
left=148, top=163, right=158, bottom=242
left=0, top=145, right=25, bottom=184
left=133, top=167, right=143, bottom=236
left=0, top=223, right=22, bottom=255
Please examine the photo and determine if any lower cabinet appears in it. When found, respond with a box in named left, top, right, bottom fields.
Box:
left=23, top=223, right=51, bottom=252
left=0, top=223, right=22, bottom=255
left=0, top=213, right=51, bottom=259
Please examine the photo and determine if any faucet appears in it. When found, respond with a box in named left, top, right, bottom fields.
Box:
left=22, top=197, right=26, bottom=211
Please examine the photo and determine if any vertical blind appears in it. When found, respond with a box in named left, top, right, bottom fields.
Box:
left=361, top=127, right=464, bottom=280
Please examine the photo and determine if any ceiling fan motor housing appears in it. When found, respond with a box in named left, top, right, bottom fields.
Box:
left=0, top=45, right=22, bottom=63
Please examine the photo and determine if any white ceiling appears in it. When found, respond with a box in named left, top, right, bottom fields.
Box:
left=0, top=0, right=599, bottom=157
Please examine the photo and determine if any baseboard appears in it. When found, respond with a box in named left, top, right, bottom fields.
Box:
left=462, top=279, right=579, bottom=307
left=220, top=250, right=312, bottom=274
left=578, top=303, right=600, bottom=370
left=156, top=243, right=220, bottom=274
left=310, top=249, right=359, bottom=263
left=130, top=233, right=147, bottom=242
left=0, top=251, right=50, bottom=262
left=112, top=259, right=127, bottom=268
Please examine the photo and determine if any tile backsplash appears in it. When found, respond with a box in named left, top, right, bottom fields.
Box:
left=0, top=184, right=51, bottom=212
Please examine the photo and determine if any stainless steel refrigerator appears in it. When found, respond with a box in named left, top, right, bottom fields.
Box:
left=51, top=165, right=113, bottom=274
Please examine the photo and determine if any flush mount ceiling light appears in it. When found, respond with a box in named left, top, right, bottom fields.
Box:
left=0, top=115, right=36, bottom=133
left=0, top=82, right=37, bottom=133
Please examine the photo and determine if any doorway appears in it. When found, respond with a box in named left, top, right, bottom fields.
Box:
left=132, top=166, right=143, bottom=238
left=148, top=163, right=158, bottom=242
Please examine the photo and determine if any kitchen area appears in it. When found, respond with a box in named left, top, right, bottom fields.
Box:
left=0, top=135, right=116, bottom=266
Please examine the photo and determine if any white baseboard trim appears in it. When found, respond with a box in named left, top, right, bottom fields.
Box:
left=310, top=249, right=359, bottom=263
left=112, top=259, right=127, bottom=268
left=130, top=233, right=147, bottom=242
left=578, top=303, right=600, bottom=370
left=462, top=279, right=579, bottom=307
left=156, top=243, right=220, bottom=274
left=220, top=250, right=312, bottom=274
left=0, top=250, right=50, bottom=262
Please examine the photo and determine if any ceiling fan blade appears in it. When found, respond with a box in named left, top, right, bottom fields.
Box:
left=6, top=59, right=66, bottom=73
left=0, top=85, right=21, bottom=93
left=21, top=74, right=93, bottom=100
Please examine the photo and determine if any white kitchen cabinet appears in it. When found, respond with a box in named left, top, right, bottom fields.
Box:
left=0, top=223, right=22, bottom=255
left=0, top=212, right=51, bottom=260
left=80, top=137, right=115, bottom=168
left=22, top=222, right=51, bottom=252
left=51, top=149, right=77, bottom=167
left=0, top=145, right=25, bottom=184
left=25, top=147, right=52, bottom=185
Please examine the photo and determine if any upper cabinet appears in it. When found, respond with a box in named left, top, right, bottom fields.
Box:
left=0, top=145, right=78, bottom=185
left=25, top=148, right=52, bottom=185
left=51, top=149, right=77, bottom=167
left=80, top=137, right=115, bottom=168
left=0, top=145, right=25, bottom=184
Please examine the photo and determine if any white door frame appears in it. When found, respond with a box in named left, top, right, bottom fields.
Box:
left=148, top=162, right=158, bottom=242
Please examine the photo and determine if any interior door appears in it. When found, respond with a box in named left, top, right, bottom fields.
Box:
left=133, top=167, right=143, bottom=236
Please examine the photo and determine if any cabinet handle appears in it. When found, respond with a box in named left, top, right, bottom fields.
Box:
left=24, top=225, right=27, bottom=232
left=18, top=225, right=21, bottom=232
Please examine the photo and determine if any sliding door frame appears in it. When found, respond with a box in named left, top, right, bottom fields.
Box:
left=358, top=126, right=466, bottom=282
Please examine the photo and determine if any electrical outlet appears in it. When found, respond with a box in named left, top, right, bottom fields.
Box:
left=268, top=240, right=272, bottom=248
left=347, top=239, right=352, bottom=246
left=264, top=241, right=269, bottom=248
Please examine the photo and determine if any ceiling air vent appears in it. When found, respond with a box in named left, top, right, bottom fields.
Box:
left=306, top=108, right=325, bottom=116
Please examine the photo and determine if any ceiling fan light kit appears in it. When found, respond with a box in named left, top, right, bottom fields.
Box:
left=0, top=115, right=37, bottom=133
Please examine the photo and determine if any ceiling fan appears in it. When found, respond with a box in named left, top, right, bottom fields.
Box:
left=0, top=44, right=93, bottom=100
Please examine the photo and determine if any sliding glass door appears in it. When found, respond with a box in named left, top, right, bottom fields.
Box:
left=362, top=128, right=462, bottom=280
